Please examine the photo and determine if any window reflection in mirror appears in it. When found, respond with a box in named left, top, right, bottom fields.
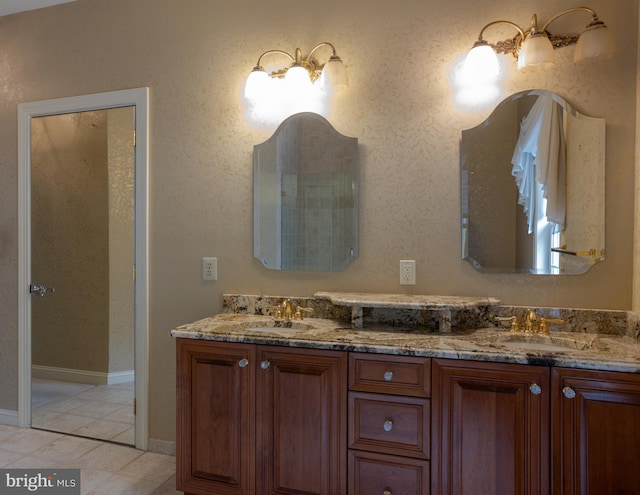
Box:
left=254, top=112, right=358, bottom=271
left=461, top=90, right=605, bottom=274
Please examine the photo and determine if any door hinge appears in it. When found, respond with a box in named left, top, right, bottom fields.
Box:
left=133, top=130, right=136, bottom=147
left=134, top=399, right=136, bottom=416
left=133, top=265, right=136, bottom=282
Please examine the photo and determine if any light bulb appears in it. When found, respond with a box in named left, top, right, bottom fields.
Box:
left=518, top=33, right=555, bottom=70
left=319, top=56, right=349, bottom=92
left=285, top=65, right=312, bottom=88
left=463, top=41, right=500, bottom=83
left=574, top=22, right=615, bottom=65
left=244, top=68, right=270, bottom=100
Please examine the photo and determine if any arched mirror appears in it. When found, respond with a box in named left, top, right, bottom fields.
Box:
left=254, top=112, right=358, bottom=271
left=461, top=90, right=605, bottom=274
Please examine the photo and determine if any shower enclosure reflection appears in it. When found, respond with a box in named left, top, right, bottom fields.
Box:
left=254, top=112, right=359, bottom=271
left=461, top=90, right=605, bottom=274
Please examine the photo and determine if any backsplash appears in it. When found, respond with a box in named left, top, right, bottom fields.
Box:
left=223, top=293, right=640, bottom=340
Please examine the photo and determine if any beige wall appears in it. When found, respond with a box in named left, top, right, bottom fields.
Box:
left=0, top=0, right=636, bottom=443
left=108, top=107, right=135, bottom=374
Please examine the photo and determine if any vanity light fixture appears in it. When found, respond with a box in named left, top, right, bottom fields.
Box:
left=244, top=42, right=348, bottom=100
left=464, top=6, right=615, bottom=78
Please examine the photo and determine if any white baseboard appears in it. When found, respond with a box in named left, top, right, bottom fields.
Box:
left=147, top=437, right=175, bottom=456
left=0, top=409, right=19, bottom=426
left=32, top=365, right=134, bottom=385
left=106, top=370, right=135, bottom=385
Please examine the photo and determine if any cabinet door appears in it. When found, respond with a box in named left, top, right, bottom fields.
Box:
left=256, top=346, right=347, bottom=495
left=176, top=339, right=255, bottom=495
left=552, top=367, right=640, bottom=495
left=432, top=359, right=550, bottom=495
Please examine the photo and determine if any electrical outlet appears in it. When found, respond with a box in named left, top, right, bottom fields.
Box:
left=400, top=260, right=416, bottom=285
left=202, top=257, right=217, bottom=281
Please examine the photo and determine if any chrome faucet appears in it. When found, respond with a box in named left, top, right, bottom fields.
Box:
left=273, top=299, right=313, bottom=321
left=495, top=309, right=564, bottom=335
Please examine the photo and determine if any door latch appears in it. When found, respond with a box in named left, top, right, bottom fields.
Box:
left=30, top=283, right=55, bottom=297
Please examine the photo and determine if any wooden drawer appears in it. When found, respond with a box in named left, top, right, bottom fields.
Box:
left=349, top=392, right=430, bottom=459
left=349, top=450, right=430, bottom=495
left=349, top=353, right=430, bottom=397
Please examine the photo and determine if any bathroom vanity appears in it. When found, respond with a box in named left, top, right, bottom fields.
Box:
left=172, top=293, right=640, bottom=495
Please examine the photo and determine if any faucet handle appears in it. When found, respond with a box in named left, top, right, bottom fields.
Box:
left=494, top=316, right=519, bottom=332
left=295, top=306, right=314, bottom=320
left=270, top=305, right=284, bottom=319
left=539, top=317, right=564, bottom=335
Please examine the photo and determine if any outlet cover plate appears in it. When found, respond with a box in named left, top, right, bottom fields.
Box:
left=202, top=257, right=217, bottom=281
left=400, top=260, right=416, bottom=285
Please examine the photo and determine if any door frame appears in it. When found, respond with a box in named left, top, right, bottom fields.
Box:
left=17, top=88, right=149, bottom=449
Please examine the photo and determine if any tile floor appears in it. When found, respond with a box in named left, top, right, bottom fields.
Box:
left=31, top=378, right=135, bottom=445
left=0, top=425, right=181, bottom=494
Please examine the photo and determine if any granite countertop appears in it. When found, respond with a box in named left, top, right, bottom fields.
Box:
left=314, top=291, right=501, bottom=309
left=170, top=313, right=640, bottom=373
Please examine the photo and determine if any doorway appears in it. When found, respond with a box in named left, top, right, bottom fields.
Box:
left=17, top=88, right=149, bottom=450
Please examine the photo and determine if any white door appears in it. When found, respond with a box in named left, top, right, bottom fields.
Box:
left=18, top=89, right=149, bottom=450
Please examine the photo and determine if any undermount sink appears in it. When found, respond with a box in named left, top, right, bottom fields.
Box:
left=246, top=326, right=303, bottom=333
left=493, top=333, right=593, bottom=352
left=238, top=320, right=314, bottom=333
left=499, top=341, right=576, bottom=352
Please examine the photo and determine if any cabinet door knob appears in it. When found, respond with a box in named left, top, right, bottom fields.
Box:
left=562, top=386, right=576, bottom=399
left=383, top=420, right=393, bottom=432
left=529, top=383, right=542, bottom=395
left=260, top=360, right=270, bottom=370
left=383, top=490, right=392, bottom=495
left=383, top=371, right=393, bottom=381
left=238, top=358, right=249, bottom=368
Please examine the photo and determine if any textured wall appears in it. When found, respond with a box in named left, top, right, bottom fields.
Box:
left=107, top=107, right=135, bottom=374
left=0, top=0, right=636, bottom=443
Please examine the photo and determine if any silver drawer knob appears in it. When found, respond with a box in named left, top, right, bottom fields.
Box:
left=260, top=360, right=270, bottom=370
left=529, top=383, right=542, bottom=395
left=383, top=490, right=392, bottom=495
left=383, top=371, right=393, bottom=381
left=563, top=386, right=576, bottom=399
left=238, top=358, right=249, bottom=368
left=383, top=420, right=393, bottom=432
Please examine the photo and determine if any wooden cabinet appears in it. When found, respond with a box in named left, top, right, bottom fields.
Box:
left=177, top=339, right=640, bottom=495
left=348, top=353, right=431, bottom=495
left=431, top=358, right=550, bottom=495
left=255, top=346, right=347, bottom=495
left=433, top=359, right=640, bottom=495
left=176, top=340, right=255, bottom=495
left=176, top=339, right=347, bottom=495
left=552, top=367, right=640, bottom=495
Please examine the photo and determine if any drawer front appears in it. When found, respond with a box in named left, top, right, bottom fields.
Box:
left=349, top=392, right=430, bottom=459
left=349, top=450, right=430, bottom=495
left=349, top=353, right=430, bottom=397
